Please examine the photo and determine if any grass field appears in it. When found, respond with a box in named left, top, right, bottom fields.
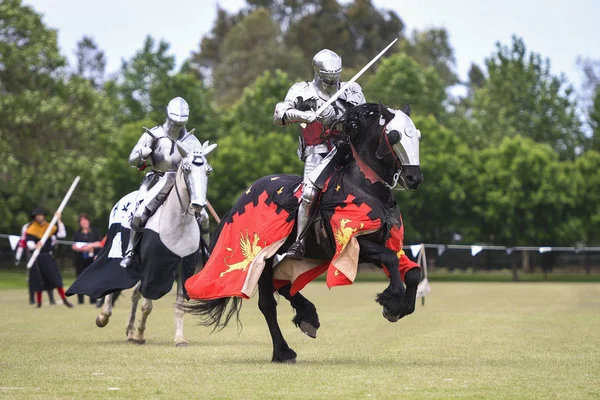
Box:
left=1, top=281, right=599, bottom=399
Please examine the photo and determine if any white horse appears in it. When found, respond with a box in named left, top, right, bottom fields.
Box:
left=84, top=141, right=216, bottom=347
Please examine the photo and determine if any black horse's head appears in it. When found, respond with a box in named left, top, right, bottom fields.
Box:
left=342, top=102, right=423, bottom=190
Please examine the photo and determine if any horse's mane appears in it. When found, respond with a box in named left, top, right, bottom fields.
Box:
left=341, top=103, right=382, bottom=141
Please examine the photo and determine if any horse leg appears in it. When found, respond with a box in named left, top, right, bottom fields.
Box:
left=173, top=269, right=188, bottom=347
left=398, top=267, right=421, bottom=319
left=129, top=297, right=152, bottom=345
left=277, top=284, right=320, bottom=338
left=95, top=293, right=113, bottom=328
left=358, top=239, right=406, bottom=322
left=258, top=259, right=297, bottom=363
left=126, top=282, right=142, bottom=342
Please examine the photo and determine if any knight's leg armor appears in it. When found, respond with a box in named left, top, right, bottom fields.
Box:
left=286, top=153, right=323, bottom=260
left=121, top=173, right=161, bottom=268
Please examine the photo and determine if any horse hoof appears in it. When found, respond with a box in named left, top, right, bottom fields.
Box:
left=127, top=338, right=145, bottom=345
left=299, top=321, right=318, bottom=339
left=95, top=316, right=108, bottom=328
left=382, top=308, right=400, bottom=323
left=175, top=340, right=189, bottom=348
left=272, top=348, right=297, bottom=364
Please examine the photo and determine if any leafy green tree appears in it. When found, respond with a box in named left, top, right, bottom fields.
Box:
left=466, top=36, right=583, bottom=159
left=212, top=8, right=304, bottom=105
left=396, top=115, right=474, bottom=243
left=0, top=78, right=117, bottom=232
left=572, top=150, right=600, bottom=245
left=189, top=6, right=243, bottom=80
left=223, top=69, right=295, bottom=138
left=148, top=69, right=219, bottom=143
left=74, top=36, right=106, bottom=88
left=469, top=136, right=577, bottom=246
left=364, top=53, right=446, bottom=120
left=208, top=70, right=302, bottom=214
left=0, top=0, right=65, bottom=93
left=589, top=87, right=600, bottom=151
left=400, top=28, right=458, bottom=87
left=116, top=36, right=175, bottom=122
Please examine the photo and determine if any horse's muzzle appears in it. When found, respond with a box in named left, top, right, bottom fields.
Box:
left=191, top=202, right=205, bottom=212
left=401, top=165, right=423, bottom=190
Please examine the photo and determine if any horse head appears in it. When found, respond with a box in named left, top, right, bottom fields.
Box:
left=343, top=102, right=423, bottom=190
left=176, top=141, right=217, bottom=212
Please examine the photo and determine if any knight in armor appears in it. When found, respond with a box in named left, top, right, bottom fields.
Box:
left=120, top=97, right=201, bottom=268
left=273, top=49, right=366, bottom=259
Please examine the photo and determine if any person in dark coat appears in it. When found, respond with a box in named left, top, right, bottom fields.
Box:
left=26, top=208, right=73, bottom=308
left=71, top=214, right=103, bottom=304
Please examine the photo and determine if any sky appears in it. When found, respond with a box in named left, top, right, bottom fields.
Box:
left=23, top=0, right=600, bottom=92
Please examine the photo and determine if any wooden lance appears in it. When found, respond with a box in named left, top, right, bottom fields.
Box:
left=27, top=176, right=81, bottom=269
left=205, top=200, right=221, bottom=224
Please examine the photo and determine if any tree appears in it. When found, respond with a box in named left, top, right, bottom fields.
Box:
left=400, top=28, right=458, bottom=87
left=572, top=150, right=600, bottom=245
left=469, top=136, right=577, bottom=246
left=465, top=36, right=584, bottom=159
left=0, top=0, right=65, bottom=93
left=284, top=0, right=403, bottom=69
left=115, top=36, right=175, bottom=122
left=223, top=69, right=295, bottom=137
left=0, top=78, right=118, bottom=232
left=211, top=8, right=304, bottom=105
left=189, top=6, right=243, bottom=81
left=364, top=53, right=446, bottom=120
left=396, top=115, right=475, bottom=244
left=148, top=68, right=219, bottom=143
left=467, top=63, right=486, bottom=91
left=207, top=70, right=302, bottom=214
left=590, top=87, right=600, bottom=151
left=74, top=36, right=106, bottom=88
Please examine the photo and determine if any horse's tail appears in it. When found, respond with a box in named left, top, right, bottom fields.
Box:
left=183, top=297, right=243, bottom=331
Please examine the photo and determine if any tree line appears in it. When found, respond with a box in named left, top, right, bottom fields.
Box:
left=1, top=0, right=599, bottom=247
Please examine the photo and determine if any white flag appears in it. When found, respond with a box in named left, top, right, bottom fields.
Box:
left=539, top=247, right=552, bottom=253
left=471, top=245, right=483, bottom=256
left=410, top=244, right=422, bottom=258
left=437, top=245, right=446, bottom=256
left=506, top=248, right=514, bottom=255
left=8, top=235, right=20, bottom=251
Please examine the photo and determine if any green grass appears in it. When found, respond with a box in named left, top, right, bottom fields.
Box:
left=2, top=268, right=600, bottom=291
left=1, top=282, right=599, bottom=399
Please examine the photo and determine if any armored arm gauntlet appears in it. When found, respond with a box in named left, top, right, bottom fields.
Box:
left=283, top=109, right=317, bottom=124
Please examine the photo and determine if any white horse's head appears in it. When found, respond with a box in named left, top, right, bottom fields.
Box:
left=177, top=141, right=217, bottom=212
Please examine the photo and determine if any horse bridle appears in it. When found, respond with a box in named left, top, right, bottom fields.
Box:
left=376, top=120, right=403, bottom=190
left=175, top=163, right=196, bottom=216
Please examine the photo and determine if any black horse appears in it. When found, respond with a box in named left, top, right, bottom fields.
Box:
left=185, top=103, right=423, bottom=363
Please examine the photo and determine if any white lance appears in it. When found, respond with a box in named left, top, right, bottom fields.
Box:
left=313, top=37, right=398, bottom=117
left=27, top=176, right=81, bottom=269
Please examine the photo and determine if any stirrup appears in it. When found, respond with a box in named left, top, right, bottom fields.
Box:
left=120, top=250, right=136, bottom=268
left=285, top=241, right=306, bottom=260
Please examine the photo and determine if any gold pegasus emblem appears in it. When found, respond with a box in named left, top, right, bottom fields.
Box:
left=396, top=249, right=405, bottom=259
left=220, top=229, right=263, bottom=277
left=334, top=219, right=364, bottom=249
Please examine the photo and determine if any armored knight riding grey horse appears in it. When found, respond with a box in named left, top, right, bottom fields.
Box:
left=121, top=97, right=205, bottom=268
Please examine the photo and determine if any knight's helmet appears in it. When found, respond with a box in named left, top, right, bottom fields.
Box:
left=164, top=97, right=190, bottom=138
left=312, top=49, right=342, bottom=89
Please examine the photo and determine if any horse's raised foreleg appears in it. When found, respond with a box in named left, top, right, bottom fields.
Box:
left=258, top=259, right=297, bottom=363
left=126, top=281, right=142, bottom=342
left=277, top=284, right=320, bottom=338
left=173, top=269, right=189, bottom=347
left=358, top=239, right=408, bottom=322
left=95, top=294, right=113, bottom=328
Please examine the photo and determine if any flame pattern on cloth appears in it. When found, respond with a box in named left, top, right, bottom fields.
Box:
left=185, top=174, right=418, bottom=300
